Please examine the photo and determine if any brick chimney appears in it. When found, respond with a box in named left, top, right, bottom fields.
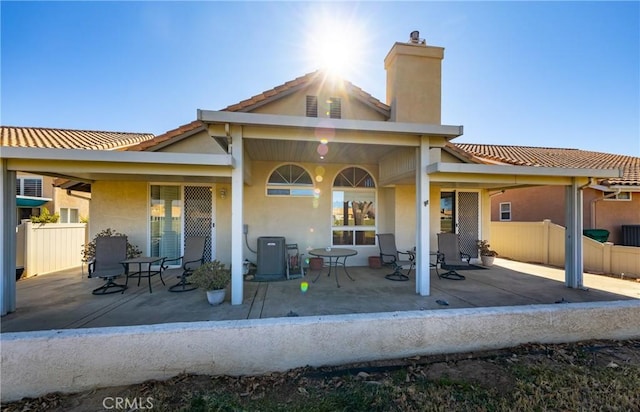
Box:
left=384, top=31, right=444, bottom=124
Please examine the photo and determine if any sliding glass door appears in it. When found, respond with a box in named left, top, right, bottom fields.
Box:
left=150, top=186, right=182, bottom=260
left=150, top=185, right=215, bottom=261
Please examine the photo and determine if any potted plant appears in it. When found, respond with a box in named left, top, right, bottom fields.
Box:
left=190, top=260, right=231, bottom=305
left=477, top=240, right=498, bottom=266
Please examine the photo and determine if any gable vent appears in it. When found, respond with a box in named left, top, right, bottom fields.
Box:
left=306, top=96, right=318, bottom=117
left=329, top=97, right=341, bottom=119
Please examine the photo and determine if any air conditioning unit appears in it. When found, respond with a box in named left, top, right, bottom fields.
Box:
left=255, top=237, right=286, bottom=281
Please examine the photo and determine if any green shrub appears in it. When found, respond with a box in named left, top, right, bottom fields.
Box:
left=81, top=228, right=142, bottom=262
left=30, top=207, right=60, bottom=224
left=190, top=261, right=231, bottom=290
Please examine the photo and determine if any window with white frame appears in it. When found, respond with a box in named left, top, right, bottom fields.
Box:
left=499, top=202, right=511, bottom=221
left=332, top=167, right=376, bottom=246
left=59, top=208, right=80, bottom=223
left=266, top=164, right=315, bottom=196
left=603, top=191, right=632, bottom=201
left=16, top=177, right=43, bottom=197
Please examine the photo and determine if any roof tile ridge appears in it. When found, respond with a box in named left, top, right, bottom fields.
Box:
left=0, top=125, right=154, bottom=137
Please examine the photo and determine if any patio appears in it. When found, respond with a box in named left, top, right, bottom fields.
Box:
left=2, top=258, right=639, bottom=333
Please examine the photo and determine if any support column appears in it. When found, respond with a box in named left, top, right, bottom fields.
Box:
left=564, top=179, right=583, bottom=288
left=230, top=127, right=244, bottom=305
left=1, top=159, right=17, bottom=315
left=415, top=136, right=430, bottom=296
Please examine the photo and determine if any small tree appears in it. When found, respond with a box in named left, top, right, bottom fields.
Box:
left=82, top=228, right=142, bottom=262
left=30, top=207, right=60, bottom=224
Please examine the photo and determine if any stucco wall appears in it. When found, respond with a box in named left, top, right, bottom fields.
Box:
left=243, top=161, right=380, bottom=266
left=54, top=187, right=90, bottom=221
left=251, top=84, right=387, bottom=122
left=90, top=181, right=148, bottom=254
left=3, top=300, right=639, bottom=402
left=91, top=181, right=232, bottom=265
left=158, top=130, right=228, bottom=154
left=215, top=183, right=231, bottom=264
left=394, top=185, right=416, bottom=250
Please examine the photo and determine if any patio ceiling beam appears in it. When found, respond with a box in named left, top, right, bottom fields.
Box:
left=5, top=160, right=232, bottom=180
left=241, top=126, right=422, bottom=146
left=427, top=162, right=622, bottom=179
left=198, top=109, right=463, bottom=138
left=1, top=147, right=233, bottom=168
left=429, top=173, right=580, bottom=187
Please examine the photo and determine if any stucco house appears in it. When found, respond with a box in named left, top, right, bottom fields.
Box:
left=454, top=144, right=640, bottom=245
left=1, top=33, right=623, bottom=314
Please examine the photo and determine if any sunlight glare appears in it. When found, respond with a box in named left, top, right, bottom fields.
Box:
left=306, top=18, right=367, bottom=79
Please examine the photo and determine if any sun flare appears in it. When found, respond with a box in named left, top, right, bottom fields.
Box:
left=305, top=16, right=368, bottom=79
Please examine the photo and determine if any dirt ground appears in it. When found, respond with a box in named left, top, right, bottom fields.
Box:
left=2, top=339, right=639, bottom=411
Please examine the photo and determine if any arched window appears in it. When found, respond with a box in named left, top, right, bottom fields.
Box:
left=266, top=164, right=314, bottom=197
left=332, top=167, right=376, bottom=246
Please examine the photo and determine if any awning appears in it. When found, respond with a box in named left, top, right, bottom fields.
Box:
left=16, top=196, right=51, bottom=208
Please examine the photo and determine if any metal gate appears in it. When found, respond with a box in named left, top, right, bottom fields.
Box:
left=457, top=192, right=479, bottom=258
left=184, top=186, right=215, bottom=262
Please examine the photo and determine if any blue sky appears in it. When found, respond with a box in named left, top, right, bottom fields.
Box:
left=2, top=1, right=638, bottom=156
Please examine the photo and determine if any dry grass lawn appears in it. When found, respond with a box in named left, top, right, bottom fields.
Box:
left=3, top=339, right=639, bottom=411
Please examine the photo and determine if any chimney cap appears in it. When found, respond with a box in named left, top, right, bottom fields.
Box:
left=409, top=30, right=426, bottom=45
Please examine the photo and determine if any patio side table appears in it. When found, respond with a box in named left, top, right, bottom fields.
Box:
left=121, top=256, right=166, bottom=293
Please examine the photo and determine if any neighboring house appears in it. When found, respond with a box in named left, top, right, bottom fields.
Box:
left=1, top=32, right=622, bottom=315
left=1, top=126, right=155, bottom=224
left=456, top=144, right=640, bottom=245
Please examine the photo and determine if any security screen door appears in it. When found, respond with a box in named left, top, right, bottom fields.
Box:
left=184, top=186, right=214, bottom=262
left=440, top=191, right=480, bottom=258
left=457, top=191, right=480, bottom=258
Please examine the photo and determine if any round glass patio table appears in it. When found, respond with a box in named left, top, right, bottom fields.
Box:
left=308, top=248, right=357, bottom=288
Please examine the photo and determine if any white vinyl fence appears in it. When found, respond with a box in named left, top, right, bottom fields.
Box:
left=16, top=221, right=87, bottom=278
left=491, top=220, right=640, bottom=277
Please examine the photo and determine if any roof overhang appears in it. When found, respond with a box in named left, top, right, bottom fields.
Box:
left=1, top=147, right=234, bottom=183
left=427, top=162, right=623, bottom=189
left=197, top=110, right=463, bottom=139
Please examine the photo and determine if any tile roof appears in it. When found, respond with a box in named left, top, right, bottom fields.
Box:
left=454, top=143, right=640, bottom=187
left=222, top=70, right=391, bottom=116
left=1, top=126, right=154, bottom=150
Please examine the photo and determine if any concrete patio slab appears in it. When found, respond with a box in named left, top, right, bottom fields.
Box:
left=2, top=258, right=638, bottom=333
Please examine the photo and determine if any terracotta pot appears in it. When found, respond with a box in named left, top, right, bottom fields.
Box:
left=368, top=256, right=382, bottom=269
left=309, top=257, right=324, bottom=271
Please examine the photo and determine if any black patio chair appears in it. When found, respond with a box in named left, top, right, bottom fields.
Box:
left=89, top=236, right=128, bottom=295
left=376, top=233, right=415, bottom=281
left=436, top=233, right=470, bottom=280
left=163, top=236, right=206, bottom=292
